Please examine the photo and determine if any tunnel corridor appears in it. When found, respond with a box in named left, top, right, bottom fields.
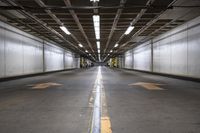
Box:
left=1, top=0, right=200, bottom=132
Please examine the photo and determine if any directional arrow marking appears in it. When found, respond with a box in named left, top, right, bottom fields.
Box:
left=28, top=82, right=62, bottom=89
left=128, top=82, right=165, bottom=90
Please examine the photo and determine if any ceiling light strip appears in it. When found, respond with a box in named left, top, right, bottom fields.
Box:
left=93, top=15, right=100, bottom=40
left=124, top=26, right=134, bottom=35
left=60, top=26, right=71, bottom=35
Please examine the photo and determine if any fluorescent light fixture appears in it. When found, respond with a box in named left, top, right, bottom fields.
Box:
left=97, top=41, right=100, bottom=49
left=85, top=50, right=88, bottom=53
left=110, top=50, right=113, bottom=53
left=60, top=26, right=71, bottom=35
left=124, top=26, right=134, bottom=35
left=114, top=43, right=119, bottom=48
left=78, top=43, right=83, bottom=48
left=90, top=0, right=99, bottom=2
left=93, top=15, right=100, bottom=40
left=98, top=49, right=100, bottom=54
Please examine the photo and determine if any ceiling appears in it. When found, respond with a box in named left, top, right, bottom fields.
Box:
left=0, top=0, right=200, bottom=62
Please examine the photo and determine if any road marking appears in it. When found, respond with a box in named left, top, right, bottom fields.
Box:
left=90, top=67, right=102, bottom=133
left=28, top=82, right=62, bottom=89
left=101, top=117, right=112, bottom=133
left=129, top=82, right=165, bottom=90
left=89, top=67, right=112, bottom=133
left=101, top=86, right=112, bottom=133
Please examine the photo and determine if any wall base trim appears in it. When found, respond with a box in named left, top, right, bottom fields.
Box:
left=0, top=68, right=77, bottom=82
left=122, top=68, right=200, bottom=82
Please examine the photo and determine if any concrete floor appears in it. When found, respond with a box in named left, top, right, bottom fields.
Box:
left=0, top=67, right=200, bottom=133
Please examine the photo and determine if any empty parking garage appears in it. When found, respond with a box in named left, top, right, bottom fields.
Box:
left=0, top=0, right=200, bottom=133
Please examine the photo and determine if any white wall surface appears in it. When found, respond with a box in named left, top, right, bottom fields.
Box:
left=44, top=44, right=64, bottom=72
left=124, top=50, right=133, bottom=69
left=122, top=16, right=200, bottom=78
left=64, top=51, right=75, bottom=69
left=153, top=16, right=200, bottom=78
left=134, top=43, right=151, bottom=71
left=0, top=21, right=79, bottom=78
left=0, top=21, right=44, bottom=78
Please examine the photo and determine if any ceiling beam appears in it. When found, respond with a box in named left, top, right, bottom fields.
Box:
left=104, top=0, right=127, bottom=54
left=103, top=0, right=156, bottom=61
left=63, top=0, right=95, bottom=57
left=4, top=0, right=86, bottom=55
left=119, top=0, right=178, bottom=49
left=34, top=0, right=89, bottom=57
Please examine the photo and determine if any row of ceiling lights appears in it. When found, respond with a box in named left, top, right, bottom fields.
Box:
left=60, top=0, right=135, bottom=62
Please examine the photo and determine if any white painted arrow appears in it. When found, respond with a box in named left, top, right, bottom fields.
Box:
left=128, top=82, right=165, bottom=90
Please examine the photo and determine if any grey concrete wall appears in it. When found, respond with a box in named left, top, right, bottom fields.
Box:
left=122, top=16, right=200, bottom=78
left=0, top=21, right=79, bottom=78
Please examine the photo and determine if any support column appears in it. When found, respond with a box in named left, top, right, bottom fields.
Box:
left=151, top=39, right=154, bottom=72
left=42, top=40, right=45, bottom=72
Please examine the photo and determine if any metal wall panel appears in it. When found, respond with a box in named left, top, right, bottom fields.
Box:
left=170, top=28, right=188, bottom=75
left=44, top=44, right=64, bottom=72
left=75, top=58, right=80, bottom=68
left=122, top=16, right=200, bottom=78
left=22, top=36, right=43, bottom=74
left=0, top=23, right=5, bottom=78
left=64, top=52, right=74, bottom=69
left=0, top=20, right=78, bottom=79
left=153, top=41, right=160, bottom=72
left=187, top=17, right=200, bottom=78
left=124, top=50, right=133, bottom=69
left=126, top=16, right=200, bottom=78
left=153, top=38, right=172, bottom=73
left=5, top=30, right=24, bottom=77
left=134, top=44, right=151, bottom=71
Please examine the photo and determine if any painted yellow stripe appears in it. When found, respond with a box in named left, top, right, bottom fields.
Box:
left=101, top=117, right=112, bottom=133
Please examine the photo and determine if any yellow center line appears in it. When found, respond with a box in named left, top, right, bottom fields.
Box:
left=101, top=80, right=112, bottom=133
left=101, top=117, right=112, bottom=133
